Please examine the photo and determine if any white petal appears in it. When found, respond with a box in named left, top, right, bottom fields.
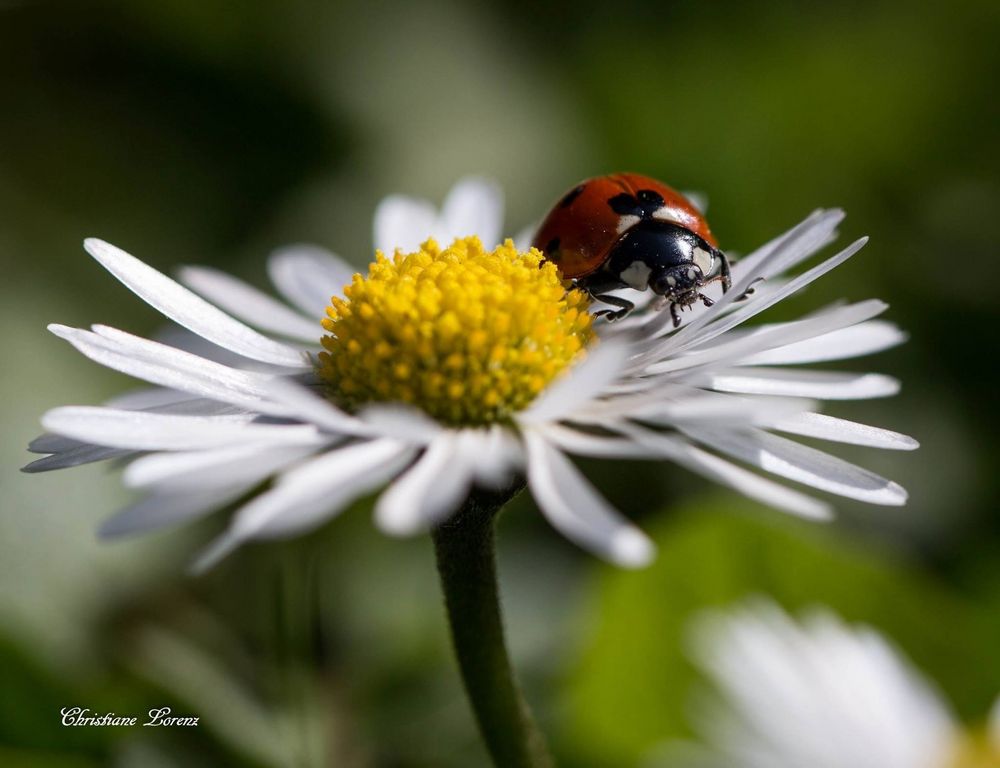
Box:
left=83, top=238, right=308, bottom=367
left=643, top=299, right=887, bottom=376
left=512, top=221, right=538, bottom=252
left=989, top=695, right=1000, bottom=751
left=119, top=396, right=245, bottom=418
left=517, top=340, right=631, bottom=425
left=699, top=368, right=901, bottom=400
left=467, top=426, right=525, bottom=487
left=90, top=324, right=278, bottom=391
left=626, top=209, right=841, bottom=347
left=42, top=406, right=318, bottom=451
left=640, top=234, right=866, bottom=360
left=618, top=274, right=787, bottom=342
left=440, top=177, right=504, bottom=248
left=682, top=190, right=708, bottom=214
left=662, top=210, right=845, bottom=348
left=537, top=423, right=665, bottom=459
left=267, top=244, right=356, bottom=317
left=771, top=413, right=919, bottom=450
left=739, top=208, right=845, bottom=283
left=263, top=377, right=370, bottom=436
left=587, top=391, right=816, bottom=430
left=103, top=387, right=193, bottom=410
left=154, top=325, right=308, bottom=373
left=523, top=431, right=655, bottom=567
left=22, top=444, right=133, bottom=473
left=99, top=484, right=255, bottom=538
left=357, top=404, right=444, bottom=444
left=613, top=422, right=832, bottom=519
left=178, top=265, right=322, bottom=341
left=690, top=601, right=957, bottom=768
left=29, top=392, right=242, bottom=453
left=683, top=427, right=908, bottom=505
left=122, top=442, right=326, bottom=491
left=739, top=321, right=907, bottom=366
left=28, top=433, right=89, bottom=453
left=375, top=434, right=473, bottom=535
left=193, top=439, right=413, bottom=571
left=373, top=195, right=439, bottom=254
left=49, top=324, right=288, bottom=415
left=673, top=238, right=869, bottom=354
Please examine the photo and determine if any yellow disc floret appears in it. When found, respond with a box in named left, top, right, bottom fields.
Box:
left=946, top=730, right=1000, bottom=768
left=317, top=236, right=595, bottom=426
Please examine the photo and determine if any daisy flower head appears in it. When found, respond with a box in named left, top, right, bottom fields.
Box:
left=25, top=176, right=916, bottom=571
left=681, top=600, right=1000, bottom=768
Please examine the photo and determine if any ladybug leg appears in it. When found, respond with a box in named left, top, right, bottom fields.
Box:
left=735, top=277, right=765, bottom=302
left=670, top=302, right=682, bottom=328
left=718, top=252, right=763, bottom=302
left=591, top=293, right=635, bottom=322
left=718, top=251, right=733, bottom=294
left=699, top=293, right=715, bottom=308
left=579, top=275, right=635, bottom=321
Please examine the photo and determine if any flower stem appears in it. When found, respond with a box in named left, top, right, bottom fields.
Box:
left=432, top=485, right=554, bottom=768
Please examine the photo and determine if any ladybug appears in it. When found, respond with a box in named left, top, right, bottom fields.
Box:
left=533, top=173, right=749, bottom=326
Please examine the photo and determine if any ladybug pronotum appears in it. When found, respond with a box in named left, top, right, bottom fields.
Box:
left=532, top=173, right=753, bottom=326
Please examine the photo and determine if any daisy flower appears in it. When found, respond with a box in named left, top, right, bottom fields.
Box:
left=25, top=176, right=915, bottom=571
left=679, top=600, right=1000, bottom=768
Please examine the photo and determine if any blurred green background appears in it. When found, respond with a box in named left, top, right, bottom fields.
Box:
left=1, top=1, right=998, bottom=766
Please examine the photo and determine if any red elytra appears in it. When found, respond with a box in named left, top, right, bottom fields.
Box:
left=532, top=173, right=716, bottom=279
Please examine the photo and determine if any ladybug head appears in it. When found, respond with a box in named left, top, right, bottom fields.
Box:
left=650, top=263, right=706, bottom=304
left=607, top=220, right=720, bottom=303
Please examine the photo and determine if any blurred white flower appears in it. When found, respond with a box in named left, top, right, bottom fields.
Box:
left=26, top=177, right=916, bottom=570
left=679, top=601, right=1000, bottom=768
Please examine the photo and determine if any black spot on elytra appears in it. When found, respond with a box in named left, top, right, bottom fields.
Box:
left=545, top=237, right=560, bottom=254
left=608, top=189, right=665, bottom=219
left=638, top=189, right=664, bottom=207
left=560, top=184, right=586, bottom=208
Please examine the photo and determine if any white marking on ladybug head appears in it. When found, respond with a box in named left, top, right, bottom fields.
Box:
left=666, top=274, right=677, bottom=288
left=652, top=207, right=692, bottom=227
left=620, top=260, right=652, bottom=291
left=692, top=246, right=714, bottom=275
left=687, top=268, right=697, bottom=281
left=616, top=214, right=641, bottom=235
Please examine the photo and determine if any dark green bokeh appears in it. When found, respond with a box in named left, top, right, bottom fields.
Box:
left=1, top=1, right=997, bottom=766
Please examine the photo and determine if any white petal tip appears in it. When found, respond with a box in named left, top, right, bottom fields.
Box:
left=880, top=482, right=909, bottom=506
left=38, top=410, right=62, bottom=434
left=609, top=529, right=656, bottom=568
left=858, top=374, right=901, bottom=398
left=47, top=323, right=74, bottom=337
left=83, top=237, right=114, bottom=258
left=374, top=510, right=423, bottom=538
left=800, top=503, right=836, bottom=521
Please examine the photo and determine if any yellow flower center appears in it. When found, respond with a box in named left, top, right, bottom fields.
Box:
left=946, top=730, right=1000, bottom=768
left=317, top=236, right=595, bottom=426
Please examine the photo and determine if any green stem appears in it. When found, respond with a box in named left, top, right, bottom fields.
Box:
left=432, top=485, right=555, bottom=768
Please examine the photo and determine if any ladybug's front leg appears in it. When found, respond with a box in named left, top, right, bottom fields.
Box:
left=718, top=251, right=763, bottom=302
left=590, top=292, right=634, bottom=322
left=578, top=275, right=635, bottom=322
left=718, top=251, right=733, bottom=294
left=670, top=302, right=682, bottom=328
